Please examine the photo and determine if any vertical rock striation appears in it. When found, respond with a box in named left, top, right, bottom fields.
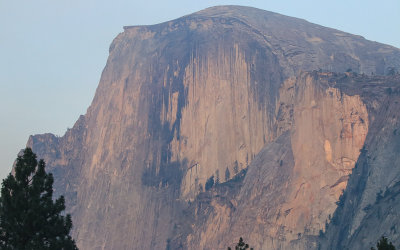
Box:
left=25, top=6, right=400, bottom=250
left=175, top=72, right=374, bottom=249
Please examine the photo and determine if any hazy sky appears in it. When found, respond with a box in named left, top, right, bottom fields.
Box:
left=0, top=0, right=399, bottom=180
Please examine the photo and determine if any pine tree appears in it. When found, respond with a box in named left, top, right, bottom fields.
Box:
left=215, top=170, right=220, bottom=185
left=205, top=175, right=214, bottom=191
left=371, top=236, right=396, bottom=250
left=0, top=148, right=78, bottom=249
left=225, top=167, right=230, bottom=181
left=228, top=237, right=253, bottom=250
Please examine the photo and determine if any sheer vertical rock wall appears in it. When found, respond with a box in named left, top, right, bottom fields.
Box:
left=25, top=6, right=400, bottom=250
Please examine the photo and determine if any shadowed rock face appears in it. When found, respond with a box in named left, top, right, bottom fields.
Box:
left=169, top=72, right=400, bottom=250
left=319, top=74, right=400, bottom=249
left=26, top=6, right=400, bottom=250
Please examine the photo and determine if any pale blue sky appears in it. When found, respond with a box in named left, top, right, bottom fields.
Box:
left=0, top=0, right=399, bottom=180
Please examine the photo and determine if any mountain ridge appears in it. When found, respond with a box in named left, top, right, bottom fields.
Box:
left=24, top=6, right=400, bottom=249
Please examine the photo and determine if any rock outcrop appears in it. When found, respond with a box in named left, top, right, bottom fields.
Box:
left=25, top=6, right=400, bottom=250
left=320, top=73, right=400, bottom=249
left=170, top=72, right=388, bottom=250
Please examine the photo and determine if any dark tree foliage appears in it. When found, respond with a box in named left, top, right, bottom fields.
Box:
left=205, top=175, right=214, bottom=191
left=233, top=161, right=239, bottom=174
left=0, top=148, right=78, bottom=250
left=371, top=236, right=396, bottom=250
left=228, top=237, right=253, bottom=250
left=225, top=167, right=231, bottom=181
left=215, top=170, right=220, bottom=185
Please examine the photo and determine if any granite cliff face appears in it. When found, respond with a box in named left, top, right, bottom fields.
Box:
left=169, top=72, right=400, bottom=250
left=320, top=73, right=400, bottom=249
left=26, top=6, right=400, bottom=250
